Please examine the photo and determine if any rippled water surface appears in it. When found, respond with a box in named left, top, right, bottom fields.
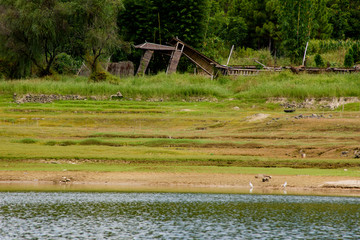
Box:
left=0, top=192, right=359, bottom=239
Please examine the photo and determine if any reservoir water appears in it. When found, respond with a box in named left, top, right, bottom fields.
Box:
left=0, top=192, right=359, bottom=239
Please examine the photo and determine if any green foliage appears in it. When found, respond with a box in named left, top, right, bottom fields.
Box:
left=312, top=0, right=332, bottom=39
left=118, top=0, right=210, bottom=72
left=0, top=0, right=125, bottom=79
left=1, top=0, right=360, bottom=75
left=90, top=71, right=107, bottom=82
left=119, top=0, right=209, bottom=47
left=327, top=0, right=360, bottom=40
left=314, top=54, right=325, bottom=67
left=53, top=53, right=81, bottom=74
left=18, top=138, right=38, bottom=144
left=0, top=0, right=74, bottom=77
left=351, top=43, right=360, bottom=63
left=278, top=0, right=314, bottom=63
left=2, top=73, right=360, bottom=101
left=73, top=0, right=124, bottom=79
left=344, top=51, right=354, bottom=67
left=308, top=39, right=359, bottom=54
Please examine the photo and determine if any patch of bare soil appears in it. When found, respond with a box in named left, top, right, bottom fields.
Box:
left=0, top=171, right=359, bottom=196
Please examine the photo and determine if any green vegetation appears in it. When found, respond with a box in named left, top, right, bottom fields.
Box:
left=1, top=73, right=360, bottom=101
left=1, top=0, right=360, bottom=79
left=0, top=0, right=123, bottom=80
left=0, top=74, right=360, bottom=178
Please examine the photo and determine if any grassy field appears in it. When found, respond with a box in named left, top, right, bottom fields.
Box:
left=0, top=73, right=360, bottom=178
left=1, top=71, right=360, bottom=101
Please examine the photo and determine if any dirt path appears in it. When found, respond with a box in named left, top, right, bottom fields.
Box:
left=1, top=171, right=359, bottom=196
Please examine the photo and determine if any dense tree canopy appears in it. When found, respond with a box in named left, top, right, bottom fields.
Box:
left=0, top=0, right=360, bottom=78
left=0, top=0, right=122, bottom=78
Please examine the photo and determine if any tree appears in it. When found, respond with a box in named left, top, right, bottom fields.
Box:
left=327, top=0, right=350, bottom=39
left=312, top=0, right=332, bottom=39
left=0, top=0, right=73, bottom=77
left=71, top=0, right=124, bottom=80
left=278, top=0, right=315, bottom=63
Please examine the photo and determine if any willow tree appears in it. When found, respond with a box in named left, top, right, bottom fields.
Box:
left=0, top=0, right=73, bottom=77
left=72, top=0, right=124, bottom=80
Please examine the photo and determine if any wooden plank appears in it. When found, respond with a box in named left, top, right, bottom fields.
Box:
left=136, top=50, right=154, bottom=75
left=167, top=50, right=182, bottom=74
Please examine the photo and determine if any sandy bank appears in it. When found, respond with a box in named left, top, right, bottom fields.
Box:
left=0, top=171, right=359, bottom=196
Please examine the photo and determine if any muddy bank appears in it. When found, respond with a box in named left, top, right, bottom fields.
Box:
left=268, top=97, right=360, bottom=109
left=1, top=171, right=359, bottom=196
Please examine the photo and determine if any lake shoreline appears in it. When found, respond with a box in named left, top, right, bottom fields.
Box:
left=1, top=171, right=359, bottom=196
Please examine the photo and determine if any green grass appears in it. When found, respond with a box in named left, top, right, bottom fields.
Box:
left=1, top=72, right=360, bottom=102
left=1, top=74, right=360, bottom=180
left=0, top=161, right=358, bottom=177
left=16, top=138, right=38, bottom=144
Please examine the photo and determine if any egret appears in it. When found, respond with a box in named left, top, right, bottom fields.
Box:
left=282, top=181, right=287, bottom=188
left=249, top=181, right=254, bottom=189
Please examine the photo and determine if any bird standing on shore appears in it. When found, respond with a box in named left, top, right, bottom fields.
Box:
left=282, top=181, right=287, bottom=188
left=249, top=181, right=254, bottom=193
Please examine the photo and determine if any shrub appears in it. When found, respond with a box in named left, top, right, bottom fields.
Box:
left=352, top=44, right=360, bottom=63
left=314, top=54, right=325, bottom=67
left=18, top=138, right=38, bottom=144
left=90, top=71, right=107, bottom=82
left=45, top=141, right=57, bottom=146
left=53, top=53, right=81, bottom=74
left=344, top=51, right=354, bottom=67
left=59, top=140, right=76, bottom=146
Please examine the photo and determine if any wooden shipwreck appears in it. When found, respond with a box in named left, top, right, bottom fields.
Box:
left=135, top=38, right=359, bottom=78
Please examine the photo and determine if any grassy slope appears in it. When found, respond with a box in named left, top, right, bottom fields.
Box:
left=1, top=71, right=360, bottom=101
left=0, top=73, right=360, bottom=176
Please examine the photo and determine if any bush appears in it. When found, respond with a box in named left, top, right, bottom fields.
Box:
left=53, top=53, right=81, bottom=74
left=352, top=44, right=360, bottom=63
left=314, top=54, right=325, bottom=67
left=90, top=71, right=107, bottom=82
left=344, top=51, right=354, bottom=67
left=18, top=138, right=38, bottom=144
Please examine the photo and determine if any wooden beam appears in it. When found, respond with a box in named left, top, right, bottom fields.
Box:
left=136, top=50, right=154, bottom=75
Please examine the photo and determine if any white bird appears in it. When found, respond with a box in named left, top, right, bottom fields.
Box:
left=249, top=181, right=254, bottom=189
left=282, top=181, right=287, bottom=188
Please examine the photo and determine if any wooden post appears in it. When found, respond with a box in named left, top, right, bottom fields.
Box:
left=302, top=41, right=309, bottom=66
left=136, top=50, right=154, bottom=75
left=226, top=45, right=234, bottom=66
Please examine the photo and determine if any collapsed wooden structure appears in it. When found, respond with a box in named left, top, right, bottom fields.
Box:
left=134, top=38, right=359, bottom=78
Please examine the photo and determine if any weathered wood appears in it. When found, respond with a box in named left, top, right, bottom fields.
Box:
left=167, top=50, right=182, bottom=74
left=169, top=38, right=220, bottom=78
left=134, top=42, right=175, bottom=51
left=136, top=50, right=154, bottom=75
left=135, top=38, right=360, bottom=78
left=167, top=42, right=184, bottom=74
left=108, top=61, right=134, bottom=77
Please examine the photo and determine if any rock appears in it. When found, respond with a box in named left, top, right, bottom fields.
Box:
left=60, top=176, right=71, bottom=183
left=247, top=113, right=270, bottom=122
left=233, top=106, right=240, bottom=110
left=255, top=174, right=272, bottom=180
left=341, top=151, right=348, bottom=157
left=14, top=94, right=88, bottom=104
left=110, top=92, right=123, bottom=100
left=262, top=177, right=270, bottom=182
left=354, top=150, right=360, bottom=159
